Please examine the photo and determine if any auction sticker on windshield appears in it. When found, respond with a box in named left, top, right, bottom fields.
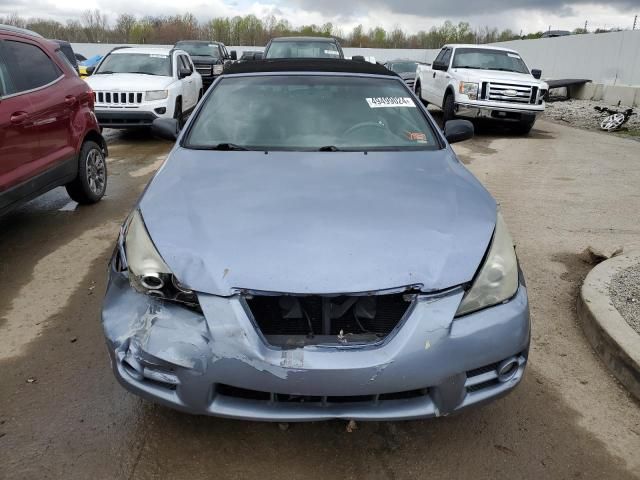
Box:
left=366, top=97, right=415, bottom=108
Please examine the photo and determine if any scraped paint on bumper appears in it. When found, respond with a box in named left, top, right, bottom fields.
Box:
left=102, top=269, right=530, bottom=421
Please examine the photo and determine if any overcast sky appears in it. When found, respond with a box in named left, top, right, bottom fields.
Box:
left=1, top=0, right=638, bottom=34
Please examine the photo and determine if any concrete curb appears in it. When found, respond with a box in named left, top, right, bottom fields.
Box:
left=577, top=251, right=640, bottom=400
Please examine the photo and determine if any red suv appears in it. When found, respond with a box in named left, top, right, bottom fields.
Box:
left=0, top=25, right=107, bottom=215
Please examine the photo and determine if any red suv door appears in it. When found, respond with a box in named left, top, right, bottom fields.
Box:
left=0, top=38, right=71, bottom=189
left=0, top=42, right=40, bottom=193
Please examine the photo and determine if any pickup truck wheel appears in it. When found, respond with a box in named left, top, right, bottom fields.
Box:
left=65, top=140, right=107, bottom=204
left=513, top=118, right=536, bottom=135
left=174, top=98, right=184, bottom=130
left=443, top=93, right=456, bottom=122
left=415, top=83, right=428, bottom=106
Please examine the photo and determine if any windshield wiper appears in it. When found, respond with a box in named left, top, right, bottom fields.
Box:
left=96, top=70, right=114, bottom=74
left=487, top=67, right=518, bottom=72
left=318, top=145, right=342, bottom=152
left=205, top=143, right=249, bottom=151
left=128, top=71, right=159, bottom=75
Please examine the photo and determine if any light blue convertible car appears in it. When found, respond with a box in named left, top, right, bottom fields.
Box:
left=102, top=59, right=530, bottom=421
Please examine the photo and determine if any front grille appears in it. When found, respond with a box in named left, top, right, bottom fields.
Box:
left=245, top=294, right=413, bottom=345
left=485, top=82, right=534, bottom=104
left=404, top=78, right=415, bottom=89
left=216, top=384, right=429, bottom=404
left=195, top=64, right=212, bottom=76
left=96, top=91, right=143, bottom=105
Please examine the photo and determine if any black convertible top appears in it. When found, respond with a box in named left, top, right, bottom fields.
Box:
left=224, top=58, right=399, bottom=77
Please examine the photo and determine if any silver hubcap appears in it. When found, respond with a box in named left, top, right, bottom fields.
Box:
left=86, top=149, right=106, bottom=195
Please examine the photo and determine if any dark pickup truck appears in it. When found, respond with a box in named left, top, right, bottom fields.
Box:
left=174, top=40, right=236, bottom=88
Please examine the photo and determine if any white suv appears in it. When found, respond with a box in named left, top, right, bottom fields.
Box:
left=85, top=47, right=203, bottom=129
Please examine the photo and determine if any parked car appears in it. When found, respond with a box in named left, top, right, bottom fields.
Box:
left=0, top=24, right=108, bottom=215
left=263, top=36, right=344, bottom=59
left=415, top=44, right=548, bottom=134
left=85, top=46, right=203, bottom=129
left=384, top=59, right=423, bottom=90
left=174, top=41, right=236, bottom=89
left=79, top=55, right=102, bottom=78
left=52, top=39, right=80, bottom=74
left=102, top=58, right=530, bottom=421
left=238, top=50, right=263, bottom=62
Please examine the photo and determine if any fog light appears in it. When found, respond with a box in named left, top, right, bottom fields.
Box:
left=154, top=107, right=166, bottom=114
left=497, top=357, right=519, bottom=382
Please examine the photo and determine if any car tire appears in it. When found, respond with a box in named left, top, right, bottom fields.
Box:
left=513, top=118, right=536, bottom=135
left=415, top=83, right=428, bottom=106
left=174, top=98, right=184, bottom=130
left=65, top=140, right=107, bottom=204
left=443, top=93, right=456, bottom=122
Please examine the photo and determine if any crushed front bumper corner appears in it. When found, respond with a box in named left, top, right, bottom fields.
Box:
left=102, top=269, right=530, bottom=421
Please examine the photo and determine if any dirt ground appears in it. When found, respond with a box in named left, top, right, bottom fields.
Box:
left=1, top=120, right=639, bottom=479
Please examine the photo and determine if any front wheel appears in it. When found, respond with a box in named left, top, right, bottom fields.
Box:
left=442, top=93, right=456, bottom=122
left=513, top=118, right=536, bottom=135
left=415, top=83, right=428, bottom=106
left=66, top=140, right=107, bottom=204
left=174, top=98, right=184, bottom=130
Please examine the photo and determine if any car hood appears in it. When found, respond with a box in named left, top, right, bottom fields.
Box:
left=453, top=68, right=539, bottom=85
left=139, top=149, right=496, bottom=296
left=85, top=73, right=173, bottom=91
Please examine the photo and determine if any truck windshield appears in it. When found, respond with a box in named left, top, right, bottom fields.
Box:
left=185, top=75, right=438, bottom=151
left=265, top=41, right=341, bottom=59
left=176, top=43, right=220, bottom=59
left=96, top=53, right=172, bottom=76
left=452, top=48, right=529, bottom=74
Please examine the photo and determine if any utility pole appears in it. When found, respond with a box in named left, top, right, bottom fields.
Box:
left=634, top=15, right=638, bottom=30
left=584, top=20, right=588, bottom=32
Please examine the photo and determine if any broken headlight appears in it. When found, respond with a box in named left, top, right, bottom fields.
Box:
left=455, top=213, right=519, bottom=317
left=124, top=210, right=200, bottom=309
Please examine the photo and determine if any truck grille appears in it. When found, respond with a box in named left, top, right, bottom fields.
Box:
left=404, top=78, right=415, bottom=89
left=194, top=64, right=212, bottom=76
left=96, top=91, right=143, bottom=105
left=484, top=82, right=535, bottom=104
left=245, top=293, right=414, bottom=346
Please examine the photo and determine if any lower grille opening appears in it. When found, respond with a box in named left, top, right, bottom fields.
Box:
left=245, top=293, right=414, bottom=347
left=216, top=385, right=429, bottom=404
left=466, top=379, right=501, bottom=393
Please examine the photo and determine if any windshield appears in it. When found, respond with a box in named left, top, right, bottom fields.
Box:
left=387, top=62, right=418, bottom=74
left=452, top=48, right=529, bottom=74
left=265, top=41, right=341, bottom=59
left=176, top=43, right=220, bottom=59
left=96, top=53, right=172, bottom=76
left=185, top=75, right=438, bottom=151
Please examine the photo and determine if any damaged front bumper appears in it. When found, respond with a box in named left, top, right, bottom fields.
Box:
left=102, top=268, right=530, bottom=422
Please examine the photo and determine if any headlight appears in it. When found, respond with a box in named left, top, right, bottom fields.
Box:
left=459, top=82, right=479, bottom=100
left=213, top=64, right=223, bottom=75
left=455, top=213, right=519, bottom=317
left=124, top=210, right=200, bottom=309
left=145, top=90, right=168, bottom=101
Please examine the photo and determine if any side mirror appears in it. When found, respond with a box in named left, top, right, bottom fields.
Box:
left=352, top=55, right=366, bottom=62
left=531, top=69, right=542, bottom=79
left=151, top=118, right=179, bottom=141
left=86, top=65, right=95, bottom=75
left=444, top=119, right=474, bottom=144
left=433, top=62, right=447, bottom=71
left=178, top=67, right=191, bottom=79
left=230, top=50, right=237, bottom=61
left=253, top=52, right=263, bottom=60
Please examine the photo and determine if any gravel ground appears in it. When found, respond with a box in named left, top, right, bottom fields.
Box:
left=544, top=99, right=640, bottom=138
left=610, top=263, right=640, bottom=334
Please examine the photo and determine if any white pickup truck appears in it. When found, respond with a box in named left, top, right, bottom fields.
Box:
left=415, top=44, right=548, bottom=134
